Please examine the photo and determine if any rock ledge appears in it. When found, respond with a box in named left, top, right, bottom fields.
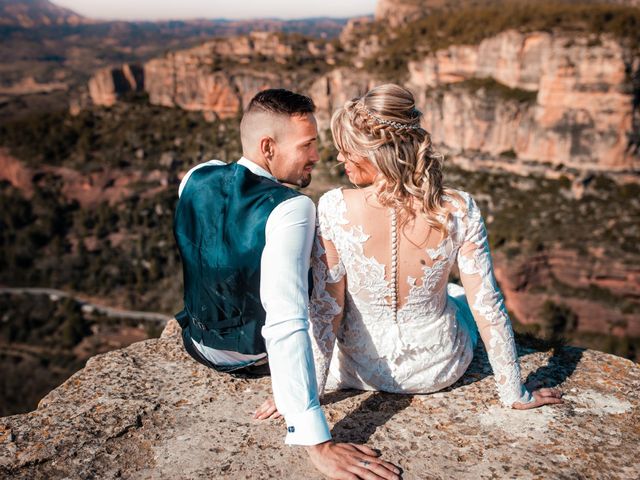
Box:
left=1, top=320, right=638, bottom=479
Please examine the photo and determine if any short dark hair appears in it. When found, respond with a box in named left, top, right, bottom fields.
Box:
left=246, top=88, right=315, bottom=116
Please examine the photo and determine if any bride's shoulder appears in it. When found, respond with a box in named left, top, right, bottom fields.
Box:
left=318, top=187, right=346, bottom=211
left=319, top=187, right=345, bottom=199
left=441, top=188, right=481, bottom=220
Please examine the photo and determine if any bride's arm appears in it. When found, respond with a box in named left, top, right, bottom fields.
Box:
left=456, top=194, right=536, bottom=408
left=309, top=198, right=346, bottom=398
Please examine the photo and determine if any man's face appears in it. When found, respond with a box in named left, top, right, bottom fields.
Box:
left=271, top=113, right=320, bottom=188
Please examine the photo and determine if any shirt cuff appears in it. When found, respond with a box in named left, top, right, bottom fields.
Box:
left=284, top=406, right=332, bottom=446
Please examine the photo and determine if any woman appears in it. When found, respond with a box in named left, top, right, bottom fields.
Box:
left=254, top=84, right=561, bottom=421
left=309, top=83, right=563, bottom=410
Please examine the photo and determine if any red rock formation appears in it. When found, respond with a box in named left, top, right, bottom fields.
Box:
left=144, top=57, right=242, bottom=118
left=408, top=30, right=638, bottom=172
left=309, top=68, right=377, bottom=132
left=88, top=64, right=144, bottom=107
left=84, top=19, right=638, bottom=172
left=0, top=76, right=68, bottom=96
left=493, top=249, right=640, bottom=337
left=0, top=151, right=169, bottom=208
left=50, top=166, right=169, bottom=207
left=374, top=0, right=430, bottom=28
left=339, top=17, right=381, bottom=69
left=141, top=32, right=332, bottom=117
left=0, top=149, right=33, bottom=196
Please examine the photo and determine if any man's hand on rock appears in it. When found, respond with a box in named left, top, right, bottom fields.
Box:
left=253, top=397, right=281, bottom=420
left=305, top=441, right=401, bottom=480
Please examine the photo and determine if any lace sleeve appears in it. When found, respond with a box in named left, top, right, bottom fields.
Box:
left=456, top=194, right=534, bottom=407
left=309, top=192, right=346, bottom=398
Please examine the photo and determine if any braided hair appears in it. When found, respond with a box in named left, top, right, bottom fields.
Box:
left=331, top=83, right=457, bottom=238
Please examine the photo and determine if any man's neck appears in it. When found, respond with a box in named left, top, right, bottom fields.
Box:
left=243, top=155, right=270, bottom=174
left=238, top=156, right=277, bottom=182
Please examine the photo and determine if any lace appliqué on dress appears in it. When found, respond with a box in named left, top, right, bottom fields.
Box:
left=309, top=232, right=343, bottom=395
left=457, top=193, right=533, bottom=406
left=309, top=188, right=532, bottom=406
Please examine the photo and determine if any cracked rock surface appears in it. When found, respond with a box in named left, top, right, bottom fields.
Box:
left=1, top=320, right=639, bottom=479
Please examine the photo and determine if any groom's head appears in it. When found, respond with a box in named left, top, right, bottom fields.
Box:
left=240, top=89, right=319, bottom=188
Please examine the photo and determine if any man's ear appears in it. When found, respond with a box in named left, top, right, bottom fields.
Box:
left=259, top=136, right=276, bottom=163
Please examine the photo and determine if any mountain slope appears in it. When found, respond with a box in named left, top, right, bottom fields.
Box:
left=0, top=0, right=89, bottom=27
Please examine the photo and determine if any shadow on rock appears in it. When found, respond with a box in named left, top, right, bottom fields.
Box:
left=322, top=389, right=363, bottom=405
left=525, top=346, right=585, bottom=389
left=330, top=392, right=413, bottom=444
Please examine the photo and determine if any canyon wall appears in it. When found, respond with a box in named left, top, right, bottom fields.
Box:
left=144, top=58, right=243, bottom=118
left=86, top=28, right=639, bottom=172
left=409, top=30, right=638, bottom=171
left=142, top=32, right=333, bottom=118
left=88, top=64, right=144, bottom=107
left=308, top=68, right=378, bottom=131
left=492, top=248, right=640, bottom=338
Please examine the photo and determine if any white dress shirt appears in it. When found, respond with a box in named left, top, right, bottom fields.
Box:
left=178, top=157, right=332, bottom=446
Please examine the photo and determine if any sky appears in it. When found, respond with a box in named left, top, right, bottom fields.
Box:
left=50, top=0, right=378, bottom=21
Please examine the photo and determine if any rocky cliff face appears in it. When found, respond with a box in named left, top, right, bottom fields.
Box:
left=140, top=32, right=334, bottom=118
left=493, top=248, right=640, bottom=338
left=144, top=58, right=243, bottom=118
left=86, top=25, right=639, bottom=172
left=338, top=17, right=381, bottom=69
left=308, top=68, right=378, bottom=132
left=0, top=149, right=33, bottom=196
left=88, top=64, right=144, bottom=107
left=374, top=0, right=429, bottom=28
left=1, top=320, right=638, bottom=479
left=409, top=30, right=638, bottom=172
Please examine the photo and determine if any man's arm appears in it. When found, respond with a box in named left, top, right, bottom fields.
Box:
left=260, top=195, right=330, bottom=444
left=260, top=195, right=401, bottom=479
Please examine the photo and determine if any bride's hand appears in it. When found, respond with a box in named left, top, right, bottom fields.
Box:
left=512, top=386, right=563, bottom=410
left=253, top=397, right=282, bottom=420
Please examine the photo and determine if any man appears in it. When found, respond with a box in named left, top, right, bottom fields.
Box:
left=174, top=89, right=400, bottom=480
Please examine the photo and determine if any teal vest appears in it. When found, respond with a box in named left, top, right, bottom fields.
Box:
left=173, top=162, right=302, bottom=355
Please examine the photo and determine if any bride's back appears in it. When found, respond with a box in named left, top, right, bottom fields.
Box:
left=323, top=186, right=466, bottom=313
left=314, top=82, right=476, bottom=324
left=314, top=184, right=475, bottom=394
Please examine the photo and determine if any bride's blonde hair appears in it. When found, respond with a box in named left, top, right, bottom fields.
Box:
left=331, top=83, right=455, bottom=238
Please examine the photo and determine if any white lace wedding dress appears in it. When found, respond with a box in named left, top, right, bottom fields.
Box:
left=309, top=187, right=533, bottom=407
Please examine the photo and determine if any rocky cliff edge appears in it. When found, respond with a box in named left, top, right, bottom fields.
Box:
left=1, top=320, right=638, bottom=479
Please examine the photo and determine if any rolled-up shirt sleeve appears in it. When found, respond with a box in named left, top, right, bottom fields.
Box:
left=260, top=195, right=332, bottom=446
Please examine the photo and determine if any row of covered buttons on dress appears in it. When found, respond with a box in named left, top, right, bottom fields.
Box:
left=390, top=208, right=398, bottom=323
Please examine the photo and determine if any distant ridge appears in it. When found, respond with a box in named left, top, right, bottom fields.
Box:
left=375, top=0, right=640, bottom=28
left=0, top=0, right=90, bottom=28
left=0, top=0, right=357, bottom=30
left=0, top=2, right=348, bottom=105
